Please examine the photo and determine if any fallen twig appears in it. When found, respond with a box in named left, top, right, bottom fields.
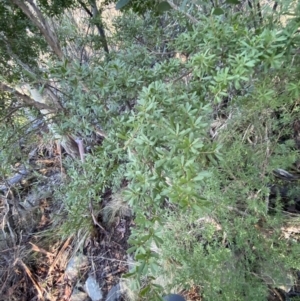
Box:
left=89, top=201, right=109, bottom=235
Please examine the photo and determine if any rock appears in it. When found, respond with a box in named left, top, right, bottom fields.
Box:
left=85, top=275, right=103, bottom=301
left=65, top=255, right=89, bottom=281
left=70, top=289, right=89, bottom=301
left=105, top=283, right=122, bottom=301
left=163, top=294, right=186, bottom=301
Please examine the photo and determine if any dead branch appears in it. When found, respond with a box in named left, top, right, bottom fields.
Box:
left=0, top=83, right=56, bottom=113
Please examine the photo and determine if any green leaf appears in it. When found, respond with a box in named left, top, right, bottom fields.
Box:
left=116, top=133, right=128, bottom=140
left=123, top=271, right=137, bottom=278
left=138, top=261, right=147, bottom=275
left=157, top=1, right=172, bottom=12
left=193, top=171, right=211, bottom=182
left=116, top=0, right=131, bottom=10
left=139, top=285, right=151, bottom=296
left=136, top=253, right=147, bottom=260
left=207, top=153, right=218, bottom=165
left=213, top=7, right=224, bottom=15
left=226, top=0, right=240, bottom=4
left=153, top=235, right=164, bottom=245
left=139, top=234, right=151, bottom=243
left=127, top=246, right=137, bottom=254
left=150, top=251, right=160, bottom=259
left=155, top=159, right=166, bottom=168
left=152, top=283, right=164, bottom=290
left=245, top=60, right=256, bottom=67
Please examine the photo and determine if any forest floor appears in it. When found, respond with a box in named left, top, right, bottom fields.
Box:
left=0, top=141, right=296, bottom=301
left=0, top=143, right=132, bottom=301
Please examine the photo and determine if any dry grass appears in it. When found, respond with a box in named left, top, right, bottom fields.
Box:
left=0, top=213, right=71, bottom=300
left=102, top=190, right=132, bottom=226
left=0, top=141, right=81, bottom=301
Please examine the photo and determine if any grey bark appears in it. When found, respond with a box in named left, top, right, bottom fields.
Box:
left=0, top=83, right=56, bottom=113
left=11, top=0, right=64, bottom=59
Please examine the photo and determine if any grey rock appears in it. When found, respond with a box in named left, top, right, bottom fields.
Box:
left=163, top=294, right=186, bottom=301
left=85, top=275, right=103, bottom=301
left=0, top=167, right=29, bottom=192
left=105, top=283, right=122, bottom=301
left=70, top=290, right=89, bottom=301
left=65, top=255, right=89, bottom=281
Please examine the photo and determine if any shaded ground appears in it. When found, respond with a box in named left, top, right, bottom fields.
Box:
left=0, top=144, right=131, bottom=301
left=87, top=213, right=131, bottom=299
left=1, top=141, right=300, bottom=301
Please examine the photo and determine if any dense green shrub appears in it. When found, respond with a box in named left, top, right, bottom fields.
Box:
left=113, top=6, right=300, bottom=301
left=2, top=0, right=300, bottom=300
left=53, top=5, right=300, bottom=298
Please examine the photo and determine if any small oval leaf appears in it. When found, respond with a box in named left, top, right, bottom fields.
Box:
left=122, top=271, right=136, bottom=278
left=157, top=1, right=172, bottom=12
left=213, top=7, right=224, bottom=15
left=139, top=285, right=151, bottom=297
left=116, top=0, right=131, bottom=10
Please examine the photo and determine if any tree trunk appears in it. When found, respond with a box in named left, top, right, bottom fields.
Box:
left=8, top=0, right=86, bottom=159
left=78, top=0, right=109, bottom=55
left=11, top=0, right=64, bottom=60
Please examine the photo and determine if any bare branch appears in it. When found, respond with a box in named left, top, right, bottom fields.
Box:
left=167, top=1, right=199, bottom=24
left=11, top=0, right=64, bottom=59
left=78, top=0, right=93, bottom=17
left=0, top=167, right=29, bottom=193
left=0, top=34, right=37, bottom=79
left=78, top=0, right=109, bottom=54
left=0, top=83, right=56, bottom=112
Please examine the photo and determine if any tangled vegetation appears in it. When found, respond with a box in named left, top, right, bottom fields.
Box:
left=1, top=0, right=300, bottom=300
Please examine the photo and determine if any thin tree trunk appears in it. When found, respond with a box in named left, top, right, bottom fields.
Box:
left=78, top=0, right=109, bottom=54
left=11, top=0, right=64, bottom=59
left=8, top=0, right=90, bottom=159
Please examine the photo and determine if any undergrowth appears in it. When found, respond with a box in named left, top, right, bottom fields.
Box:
left=2, top=0, right=300, bottom=300
left=52, top=5, right=300, bottom=300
